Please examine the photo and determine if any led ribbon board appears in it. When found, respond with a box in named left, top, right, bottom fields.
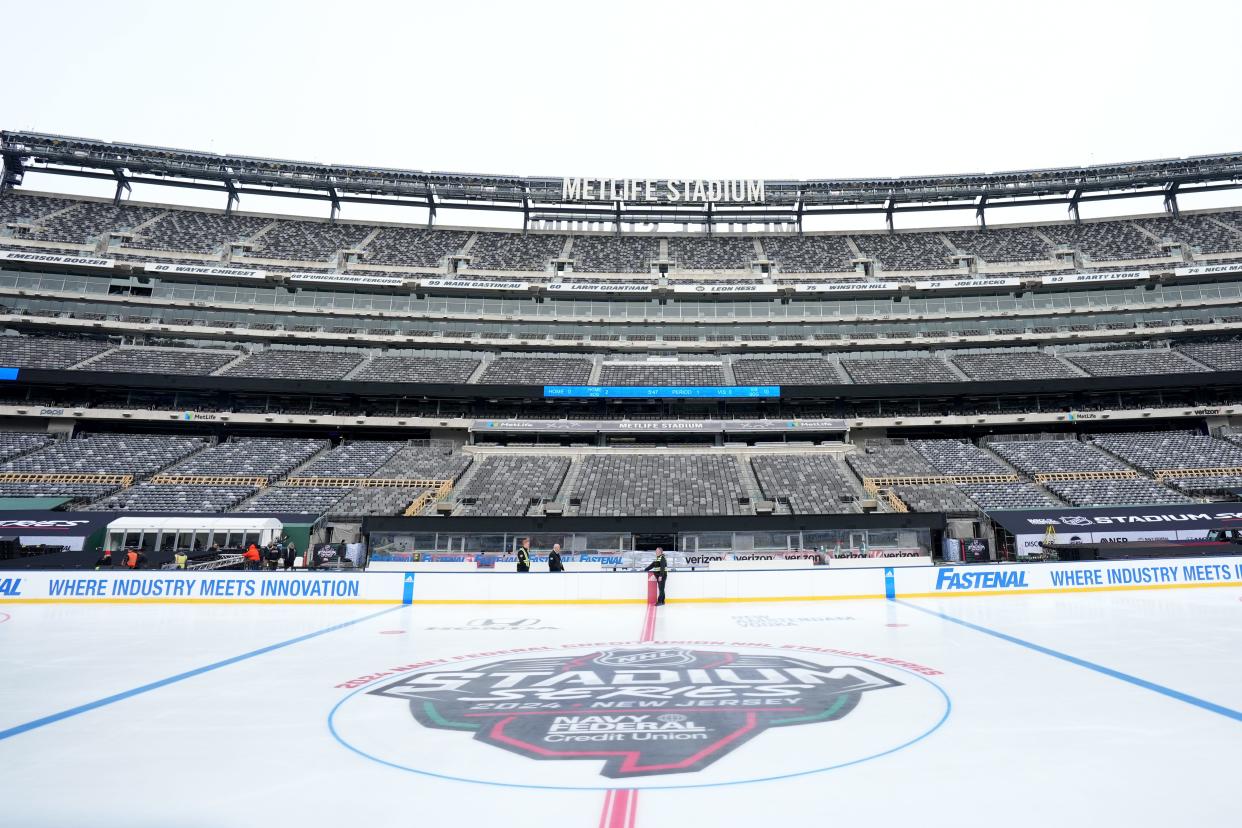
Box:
left=543, top=385, right=779, bottom=399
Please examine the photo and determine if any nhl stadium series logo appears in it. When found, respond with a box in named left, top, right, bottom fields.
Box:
left=331, top=644, right=949, bottom=788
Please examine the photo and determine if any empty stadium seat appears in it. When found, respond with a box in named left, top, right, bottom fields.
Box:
left=570, top=455, right=751, bottom=516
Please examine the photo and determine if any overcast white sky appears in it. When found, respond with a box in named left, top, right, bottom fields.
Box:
left=3, top=0, right=1240, bottom=229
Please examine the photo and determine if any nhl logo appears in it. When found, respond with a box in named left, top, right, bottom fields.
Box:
left=593, top=648, right=695, bottom=667
left=332, top=643, right=950, bottom=788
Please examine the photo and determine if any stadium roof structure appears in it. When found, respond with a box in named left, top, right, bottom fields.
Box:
left=3, top=130, right=1242, bottom=231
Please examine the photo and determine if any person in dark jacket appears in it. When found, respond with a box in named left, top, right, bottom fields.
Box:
left=548, top=543, right=564, bottom=573
left=93, top=549, right=112, bottom=570
left=644, top=547, right=668, bottom=605
left=516, top=538, right=531, bottom=573
left=264, top=543, right=282, bottom=571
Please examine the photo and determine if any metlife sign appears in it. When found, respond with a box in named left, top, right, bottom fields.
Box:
left=561, top=178, right=766, bottom=204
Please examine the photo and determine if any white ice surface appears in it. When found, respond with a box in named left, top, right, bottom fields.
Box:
left=0, top=589, right=1239, bottom=828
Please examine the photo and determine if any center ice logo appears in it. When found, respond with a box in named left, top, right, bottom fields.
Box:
left=368, top=647, right=900, bottom=778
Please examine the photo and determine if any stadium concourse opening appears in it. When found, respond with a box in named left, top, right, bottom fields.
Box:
left=634, top=533, right=675, bottom=552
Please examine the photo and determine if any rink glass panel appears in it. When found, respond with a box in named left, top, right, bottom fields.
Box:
left=367, top=527, right=932, bottom=562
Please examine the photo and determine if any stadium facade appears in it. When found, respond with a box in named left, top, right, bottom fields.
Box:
left=2, top=131, right=1242, bottom=565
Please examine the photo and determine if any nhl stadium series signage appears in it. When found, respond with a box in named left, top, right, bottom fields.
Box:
left=543, top=385, right=780, bottom=399
left=1040, top=270, right=1149, bottom=285
left=289, top=272, right=405, bottom=287
left=1174, top=263, right=1242, bottom=277
left=332, top=642, right=948, bottom=786
left=471, top=417, right=845, bottom=433
left=985, top=504, right=1242, bottom=558
left=0, top=250, right=114, bottom=269
left=145, top=262, right=267, bottom=280
left=561, top=178, right=766, bottom=204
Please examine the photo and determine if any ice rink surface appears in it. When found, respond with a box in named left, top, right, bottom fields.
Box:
left=1, top=587, right=1240, bottom=827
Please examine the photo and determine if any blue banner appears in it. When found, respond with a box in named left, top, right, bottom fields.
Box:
left=0, top=367, right=19, bottom=381
left=543, top=385, right=779, bottom=399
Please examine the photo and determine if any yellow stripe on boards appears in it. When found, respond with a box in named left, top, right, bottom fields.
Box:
left=0, top=598, right=401, bottom=605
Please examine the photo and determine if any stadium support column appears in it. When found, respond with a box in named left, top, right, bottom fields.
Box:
left=224, top=177, right=240, bottom=215
left=975, top=195, right=988, bottom=231
left=1163, top=182, right=1180, bottom=219
left=111, top=168, right=131, bottom=207
left=1068, top=188, right=1083, bottom=225
left=0, top=151, right=22, bottom=195
left=427, top=190, right=437, bottom=228
left=795, top=190, right=804, bottom=235
left=884, top=196, right=896, bottom=233
left=328, top=187, right=342, bottom=222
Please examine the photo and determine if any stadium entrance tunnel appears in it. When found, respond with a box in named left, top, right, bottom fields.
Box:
left=634, top=533, right=676, bottom=551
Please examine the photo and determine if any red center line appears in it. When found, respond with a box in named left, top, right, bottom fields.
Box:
left=596, top=583, right=658, bottom=827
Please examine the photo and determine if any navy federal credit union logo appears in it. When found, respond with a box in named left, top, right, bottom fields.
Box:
left=332, top=644, right=949, bottom=786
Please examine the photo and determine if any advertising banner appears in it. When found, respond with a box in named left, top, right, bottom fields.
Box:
left=0, top=512, right=113, bottom=551
left=895, top=556, right=1242, bottom=596
left=542, top=386, right=780, bottom=399
left=985, top=504, right=1242, bottom=558
left=0, top=570, right=401, bottom=603
left=987, top=504, right=1242, bottom=535
left=469, top=418, right=847, bottom=433
left=962, top=537, right=991, bottom=563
